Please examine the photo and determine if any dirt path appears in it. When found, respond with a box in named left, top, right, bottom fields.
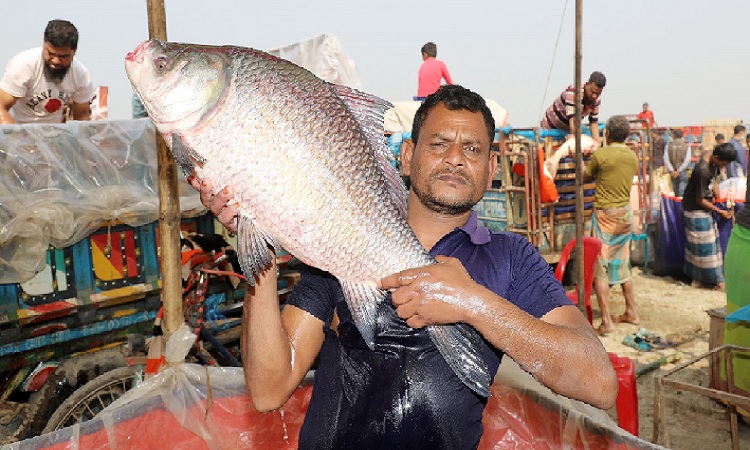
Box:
left=594, top=267, right=749, bottom=449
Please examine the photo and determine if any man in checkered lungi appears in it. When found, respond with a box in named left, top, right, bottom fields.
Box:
left=681, top=143, right=736, bottom=290
left=584, top=115, right=639, bottom=335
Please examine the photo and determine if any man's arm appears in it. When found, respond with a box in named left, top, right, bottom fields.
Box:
left=242, top=257, right=325, bottom=411
left=190, top=176, right=325, bottom=411
left=691, top=169, right=733, bottom=220
left=677, top=146, right=692, bottom=173
left=380, top=256, right=618, bottom=410
left=589, top=121, right=600, bottom=144
left=663, top=144, right=675, bottom=173
left=0, top=89, right=17, bottom=124
left=698, top=193, right=732, bottom=220
left=442, top=62, right=454, bottom=85
left=71, top=101, right=91, bottom=121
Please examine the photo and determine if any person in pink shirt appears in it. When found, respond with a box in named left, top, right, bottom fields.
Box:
left=416, top=42, right=453, bottom=99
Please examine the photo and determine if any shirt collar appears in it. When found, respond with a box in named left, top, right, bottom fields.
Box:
left=458, top=210, right=491, bottom=245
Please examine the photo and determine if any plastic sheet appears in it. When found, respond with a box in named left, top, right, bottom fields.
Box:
left=267, top=34, right=362, bottom=89
left=5, top=327, right=662, bottom=450
left=0, top=119, right=206, bottom=284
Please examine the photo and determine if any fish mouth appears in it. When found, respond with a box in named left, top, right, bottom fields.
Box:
left=126, top=40, right=154, bottom=63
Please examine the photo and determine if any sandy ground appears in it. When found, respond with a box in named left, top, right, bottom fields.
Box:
left=592, top=266, right=750, bottom=449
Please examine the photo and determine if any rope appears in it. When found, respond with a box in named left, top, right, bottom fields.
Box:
left=538, top=0, right=571, bottom=122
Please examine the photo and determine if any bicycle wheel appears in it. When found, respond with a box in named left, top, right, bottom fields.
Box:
left=42, top=365, right=142, bottom=434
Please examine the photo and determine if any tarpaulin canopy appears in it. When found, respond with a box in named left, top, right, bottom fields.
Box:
left=267, top=34, right=362, bottom=89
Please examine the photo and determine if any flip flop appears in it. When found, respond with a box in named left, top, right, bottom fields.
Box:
left=623, top=335, right=651, bottom=352
left=612, top=314, right=640, bottom=326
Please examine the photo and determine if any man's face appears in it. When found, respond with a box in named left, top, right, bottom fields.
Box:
left=42, top=42, right=75, bottom=81
left=711, top=156, right=731, bottom=169
left=583, top=82, right=603, bottom=105
left=401, top=103, right=496, bottom=215
left=642, top=104, right=649, bottom=112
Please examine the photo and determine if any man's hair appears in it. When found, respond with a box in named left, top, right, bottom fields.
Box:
left=715, top=133, right=725, bottom=141
left=713, top=142, right=737, bottom=162
left=605, top=115, right=630, bottom=143
left=44, top=20, right=79, bottom=50
left=421, top=42, right=437, bottom=58
left=672, top=129, right=684, bottom=139
left=734, top=124, right=746, bottom=135
left=588, top=71, right=606, bottom=88
left=411, top=84, right=495, bottom=147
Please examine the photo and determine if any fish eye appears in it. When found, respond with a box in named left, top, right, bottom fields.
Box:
left=154, top=55, right=169, bottom=70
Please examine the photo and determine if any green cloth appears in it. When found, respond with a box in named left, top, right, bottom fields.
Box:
left=724, top=224, right=750, bottom=396
left=585, top=143, right=639, bottom=210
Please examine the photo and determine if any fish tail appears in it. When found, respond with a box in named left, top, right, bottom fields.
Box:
left=340, top=281, right=384, bottom=349
left=428, top=324, right=492, bottom=397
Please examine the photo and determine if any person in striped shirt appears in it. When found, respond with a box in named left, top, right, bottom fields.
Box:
left=541, top=71, right=606, bottom=145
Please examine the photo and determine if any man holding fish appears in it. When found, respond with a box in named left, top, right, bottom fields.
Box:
left=190, top=85, right=617, bottom=448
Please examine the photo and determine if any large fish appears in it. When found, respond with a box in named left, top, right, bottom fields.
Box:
left=125, top=39, right=491, bottom=396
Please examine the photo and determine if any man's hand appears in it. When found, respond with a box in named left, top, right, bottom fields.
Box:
left=187, top=174, right=240, bottom=233
left=378, top=256, right=488, bottom=329
left=718, top=208, right=733, bottom=220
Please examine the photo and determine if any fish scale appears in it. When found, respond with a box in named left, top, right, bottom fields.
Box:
left=126, top=39, right=492, bottom=397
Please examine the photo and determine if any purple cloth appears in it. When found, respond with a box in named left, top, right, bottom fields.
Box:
left=287, top=211, right=571, bottom=449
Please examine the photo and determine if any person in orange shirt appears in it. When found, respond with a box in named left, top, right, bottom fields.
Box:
left=636, top=102, right=656, bottom=129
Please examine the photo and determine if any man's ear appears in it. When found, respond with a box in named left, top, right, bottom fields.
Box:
left=400, top=139, right=415, bottom=177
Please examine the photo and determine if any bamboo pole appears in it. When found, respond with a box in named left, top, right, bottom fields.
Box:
left=573, top=0, right=585, bottom=315
left=145, top=0, right=183, bottom=338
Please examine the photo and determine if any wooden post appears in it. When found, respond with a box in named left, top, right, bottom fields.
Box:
left=573, top=0, right=586, bottom=315
left=145, top=0, right=183, bottom=338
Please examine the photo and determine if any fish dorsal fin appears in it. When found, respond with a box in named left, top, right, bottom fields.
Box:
left=236, top=212, right=278, bottom=284
left=339, top=280, right=387, bottom=349
left=331, top=84, right=408, bottom=219
left=170, top=133, right=207, bottom=177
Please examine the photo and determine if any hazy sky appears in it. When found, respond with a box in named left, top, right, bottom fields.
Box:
left=3, top=0, right=748, bottom=127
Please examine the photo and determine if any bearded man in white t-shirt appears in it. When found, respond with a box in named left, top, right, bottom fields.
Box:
left=0, top=19, right=96, bottom=124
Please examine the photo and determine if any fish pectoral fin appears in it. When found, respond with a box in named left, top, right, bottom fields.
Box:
left=169, top=133, right=207, bottom=176
left=236, top=212, right=278, bottom=285
left=428, top=323, right=492, bottom=398
left=340, top=281, right=386, bottom=350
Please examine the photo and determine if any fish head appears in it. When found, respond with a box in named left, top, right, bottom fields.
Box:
left=125, top=39, right=228, bottom=133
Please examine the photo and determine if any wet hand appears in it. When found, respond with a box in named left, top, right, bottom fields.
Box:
left=187, top=174, right=240, bottom=233
left=378, top=256, right=487, bottom=328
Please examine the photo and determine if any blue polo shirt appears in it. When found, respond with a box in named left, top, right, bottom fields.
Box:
left=286, top=211, right=572, bottom=449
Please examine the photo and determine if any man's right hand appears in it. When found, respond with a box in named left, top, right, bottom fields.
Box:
left=718, top=209, right=733, bottom=220
left=187, top=174, right=240, bottom=233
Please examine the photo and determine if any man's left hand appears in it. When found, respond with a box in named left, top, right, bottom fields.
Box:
left=378, top=256, right=486, bottom=329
